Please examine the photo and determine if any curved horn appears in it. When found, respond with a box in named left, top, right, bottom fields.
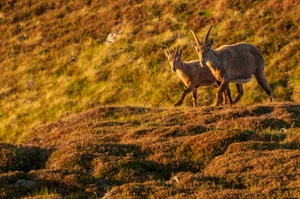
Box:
left=205, top=25, right=213, bottom=44
left=190, top=30, right=201, bottom=46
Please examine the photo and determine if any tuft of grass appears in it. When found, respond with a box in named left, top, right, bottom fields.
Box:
left=27, top=187, right=59, bottom=198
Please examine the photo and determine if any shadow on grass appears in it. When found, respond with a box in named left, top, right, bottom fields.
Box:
left=0, top=143, right=48, bottom=173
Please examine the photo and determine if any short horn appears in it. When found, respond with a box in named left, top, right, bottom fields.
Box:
left=190, top=30, right=201, bottom=46
left=205, top=25, right=213, bottom=44
left=167, top=47, right=171, bottom=55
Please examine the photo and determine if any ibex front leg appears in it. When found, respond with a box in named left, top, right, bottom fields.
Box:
left=192, top=89, right=197, bottom=107
left=224, top=86, right=233, bottom=105
left=174, top=85, right=195, bottom=107
left=216, top=81, right=229, bottom=106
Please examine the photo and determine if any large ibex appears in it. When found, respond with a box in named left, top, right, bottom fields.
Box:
left=165, top=46, right=234, bottom=107
left=191, top=25, right=273, bottom=106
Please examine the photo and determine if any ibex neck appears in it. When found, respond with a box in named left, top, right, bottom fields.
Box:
left=176, top=61, right=189, bottom=81
left=176, top=61, right=188, bottom=72
left=207, top=50, right=220, bottom=70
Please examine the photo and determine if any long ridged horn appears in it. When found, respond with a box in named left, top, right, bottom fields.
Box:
left=175, top=45, right=180, bottom=54
left=205, top=25, right=213, bottom=44
left=190, top=30, right=201, bottom=46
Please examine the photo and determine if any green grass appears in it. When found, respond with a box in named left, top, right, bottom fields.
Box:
left=27, top=187, right=58, bottom=198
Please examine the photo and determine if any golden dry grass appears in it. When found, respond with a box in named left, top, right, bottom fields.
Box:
left=0, top=0, right=299, bottom=142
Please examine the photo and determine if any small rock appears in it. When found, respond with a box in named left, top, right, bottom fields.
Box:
left=104, top=32, right=119, bottom=45
left=15, top=179, right=36, bottom=189
left=280, top=128, right=287, bottom=133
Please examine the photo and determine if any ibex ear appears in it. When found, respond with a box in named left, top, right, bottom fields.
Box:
left=209, top=39, right=214, bottom=47
left=178, top=48, right=183, bottom=56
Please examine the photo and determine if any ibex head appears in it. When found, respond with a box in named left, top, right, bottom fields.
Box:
left=191, top=25, right=214, bottom=67
left=165, top=45, right=183, bottom=72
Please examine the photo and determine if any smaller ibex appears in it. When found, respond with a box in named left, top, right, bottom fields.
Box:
left=165, top=46, right=234, bottom=107
left=191, top=25, right=273, bottom=106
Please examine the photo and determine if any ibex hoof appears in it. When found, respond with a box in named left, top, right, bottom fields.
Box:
left=214, top=102, right=221, bottom=106
left=174, top=103, right=181, bottom=107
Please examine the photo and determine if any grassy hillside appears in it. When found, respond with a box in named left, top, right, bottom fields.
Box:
left=0, top=0, right=299, bottom=142
left=1, top=102, right=300, bottom=198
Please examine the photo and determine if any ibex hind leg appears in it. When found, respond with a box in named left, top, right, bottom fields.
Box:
left=254, top=72, right=273, bottom=102
left=233, top=84, right=243, bottom=104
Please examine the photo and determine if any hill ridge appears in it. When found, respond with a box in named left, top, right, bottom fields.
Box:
left=1, top=102, right=299, bottom=198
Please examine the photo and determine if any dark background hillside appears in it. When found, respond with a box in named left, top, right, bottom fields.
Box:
left=0, top=0, right=299, bottom=141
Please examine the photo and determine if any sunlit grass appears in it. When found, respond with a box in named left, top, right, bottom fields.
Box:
left=27, top=187, right=58, bottom=198
left=0, top=0, right=299, bottom=143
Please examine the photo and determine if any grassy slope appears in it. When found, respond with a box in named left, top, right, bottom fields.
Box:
left=0, top=0, right=299, bottom=142
left=1, top=102, right=300, bottom=198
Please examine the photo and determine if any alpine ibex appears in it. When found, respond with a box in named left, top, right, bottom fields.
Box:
left=191, top=25, right=273, bottom=106
left=165, top=46, right=234, bottom=107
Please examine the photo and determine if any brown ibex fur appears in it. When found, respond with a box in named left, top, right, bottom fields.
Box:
left=165, top=46, right=234, bottom=107
left=191, top=25, right=273, bottom=106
